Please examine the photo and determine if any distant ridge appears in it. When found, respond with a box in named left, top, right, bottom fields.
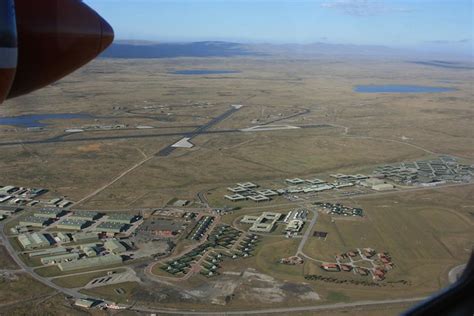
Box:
left=100, top=41, right=262, bottom=58
left=100, top=40, right=473, bottom=61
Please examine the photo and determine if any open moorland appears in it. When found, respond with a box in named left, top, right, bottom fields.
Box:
left=0, top=56, right=473, bottom=315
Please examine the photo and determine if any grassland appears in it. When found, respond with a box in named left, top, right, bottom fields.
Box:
left=35, top=263, right=126, bottom=278
left=0, top=274, right=54, bottom=306
left=51, top=268, right=126, bottom=288
left=0, top=245, right=19, bottom=269
left=1, top=58, right=473, bottom=209
left=0, top=293, right=90, bottom=316
left=0, top=56, right=473, bottom=313
left=79, top=281, right=139, bottom=304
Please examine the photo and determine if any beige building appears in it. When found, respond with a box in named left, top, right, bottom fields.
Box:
left=17, top=232, right=50, bottom=250
left=241, top=212, right=282, bottom=233
left=372, top=183, right=395, bottom=191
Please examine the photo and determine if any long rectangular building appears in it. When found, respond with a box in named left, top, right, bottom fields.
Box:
left=34, top=208, right=65, bottom=218
left=104, top=239, right=127, bottom=254
left=93, top=222, right=127, bottom=233
left=241, top=212, right=282, bottom=233
left=105, top=213, right=137, bottom=224
left=72, top=232, right=99, bottom=243
left=17, top=233, right=50, bottom=250
left=69, top=211, right=101, bottom=221
left=57, top=254, right=122, bottom=271
left=41, top=252, right=79, bottom=265
left=29, top=247, right=68, bottom=258
left=19, top=216, right=48, bottom=228
left=56, top=219, right=89, bottom=231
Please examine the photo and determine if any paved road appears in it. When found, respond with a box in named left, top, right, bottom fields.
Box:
left=0, top=208, right=432, bottom=315
left=0, top=107, right=242, bottom=149
left=0, top=220, right=88, bottom=300
left=0, top=129, right=234, bottom=148
left=130, top=296, right=427, bottom=315
left=145, top=213, right=222, bottom=282
left=73, top=106, right=244, bottom=205
left=156, top=106, right=241, bottom=157
left=73, top=154, right=156, bottom=206
left=296, top=208, right=318, bottom=256
left=260, top=108, right=310, bottom=126
left=0, top=123, right=331, bottom=148
left=197, top=191, right=210, bottom=208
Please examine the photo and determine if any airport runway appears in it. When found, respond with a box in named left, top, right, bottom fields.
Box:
left=0, top=119, right=331, bottom=149
left=156, top=105, right=241, bottom=156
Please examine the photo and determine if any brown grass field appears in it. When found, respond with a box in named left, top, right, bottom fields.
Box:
left=0, top=56, right=473, bottom=313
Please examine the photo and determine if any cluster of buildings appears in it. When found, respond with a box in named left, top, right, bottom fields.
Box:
left=223, top=156, right=473, bottom=205
left=187, top=216, right=214, bottom=241
left=225, top=182, right=276, bottom=203
left=315, top=202, right=364, bottom=217
left=283, top=209, right=307, bottom=235
left=240, top=209, right=307, bottom=234
left=0, top=206, right=21, bottom=222
left=17, top=230, right=128, bottom=272
left=224, top=175, right=372, bottom=203
left=162, top=225, right=257, bottom=277
left=373, top=156, right=473, bottom=185
left=45, top=197, right=74, bottom=208
left=0, top=185, right=75, bottom=208
left=200, top=232, right=257, bottom=278
left=0, top=185, right=48, bottom=207
left=241, top=212, right=282, bottom=233
left=10, top=210, right=143, bottom=272
left=153, top=209, right=195, bottom=219
left=279, top=256, right=304, bottom=265
left=320, top=248, right=394, bottom=281
left=13, top=209, right=140, bottom=235
left=65, top=124, right=127, bottom=133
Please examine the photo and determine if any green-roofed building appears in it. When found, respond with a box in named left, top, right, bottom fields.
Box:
left=56, top=232, right=70, bottom=243
left=40, top=252, right=79, bottom=265
left=34, top=208, right=65, bottom=218
left=104, top=239, right=127, bottom=254
left=78, top=242, right=100, bottom=250
left=56, top=219, right=89, bottom=231
left=19, top=216, right=49, bottom=228
left=29, top=247, right=68, bottom=258
left=57, top=254, right=122, bottom=271
left=105, top=213, right=137, bottom=224
left=82, top=246, right=98, bottom=257
left=69, top=211, right=101, bottom=221
left=93, top=221, right=127, bottom=233
left=72, top=232, right=100, bottom=243
left=17, top=232, right=50, bottom=250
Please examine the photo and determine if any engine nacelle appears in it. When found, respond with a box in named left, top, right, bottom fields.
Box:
left=0, top=0, right=114, bottom=104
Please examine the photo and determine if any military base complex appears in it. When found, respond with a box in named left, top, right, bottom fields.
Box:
left=0, top=155, right=473, bottom=311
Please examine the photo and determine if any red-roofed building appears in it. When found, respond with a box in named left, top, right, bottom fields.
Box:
left=321, top=264, right=340, bottom=272
left=340, top=264, right=352, bottom=272
left=156, top=230, right=174, bottom=238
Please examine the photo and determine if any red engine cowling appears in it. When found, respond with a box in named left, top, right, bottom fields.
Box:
left=0, top=0, right=114, bottom=103
left=0, top=0, right=17, bottom=103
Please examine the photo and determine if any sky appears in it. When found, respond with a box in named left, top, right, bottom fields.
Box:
left=85, top=0, right=473, bottom=55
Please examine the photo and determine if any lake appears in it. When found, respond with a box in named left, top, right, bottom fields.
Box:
left=354, top=85, right=456, bottom=93
left=171, top=70, right=241, bottom=75
left=0, top=113, right=91, bottom=128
